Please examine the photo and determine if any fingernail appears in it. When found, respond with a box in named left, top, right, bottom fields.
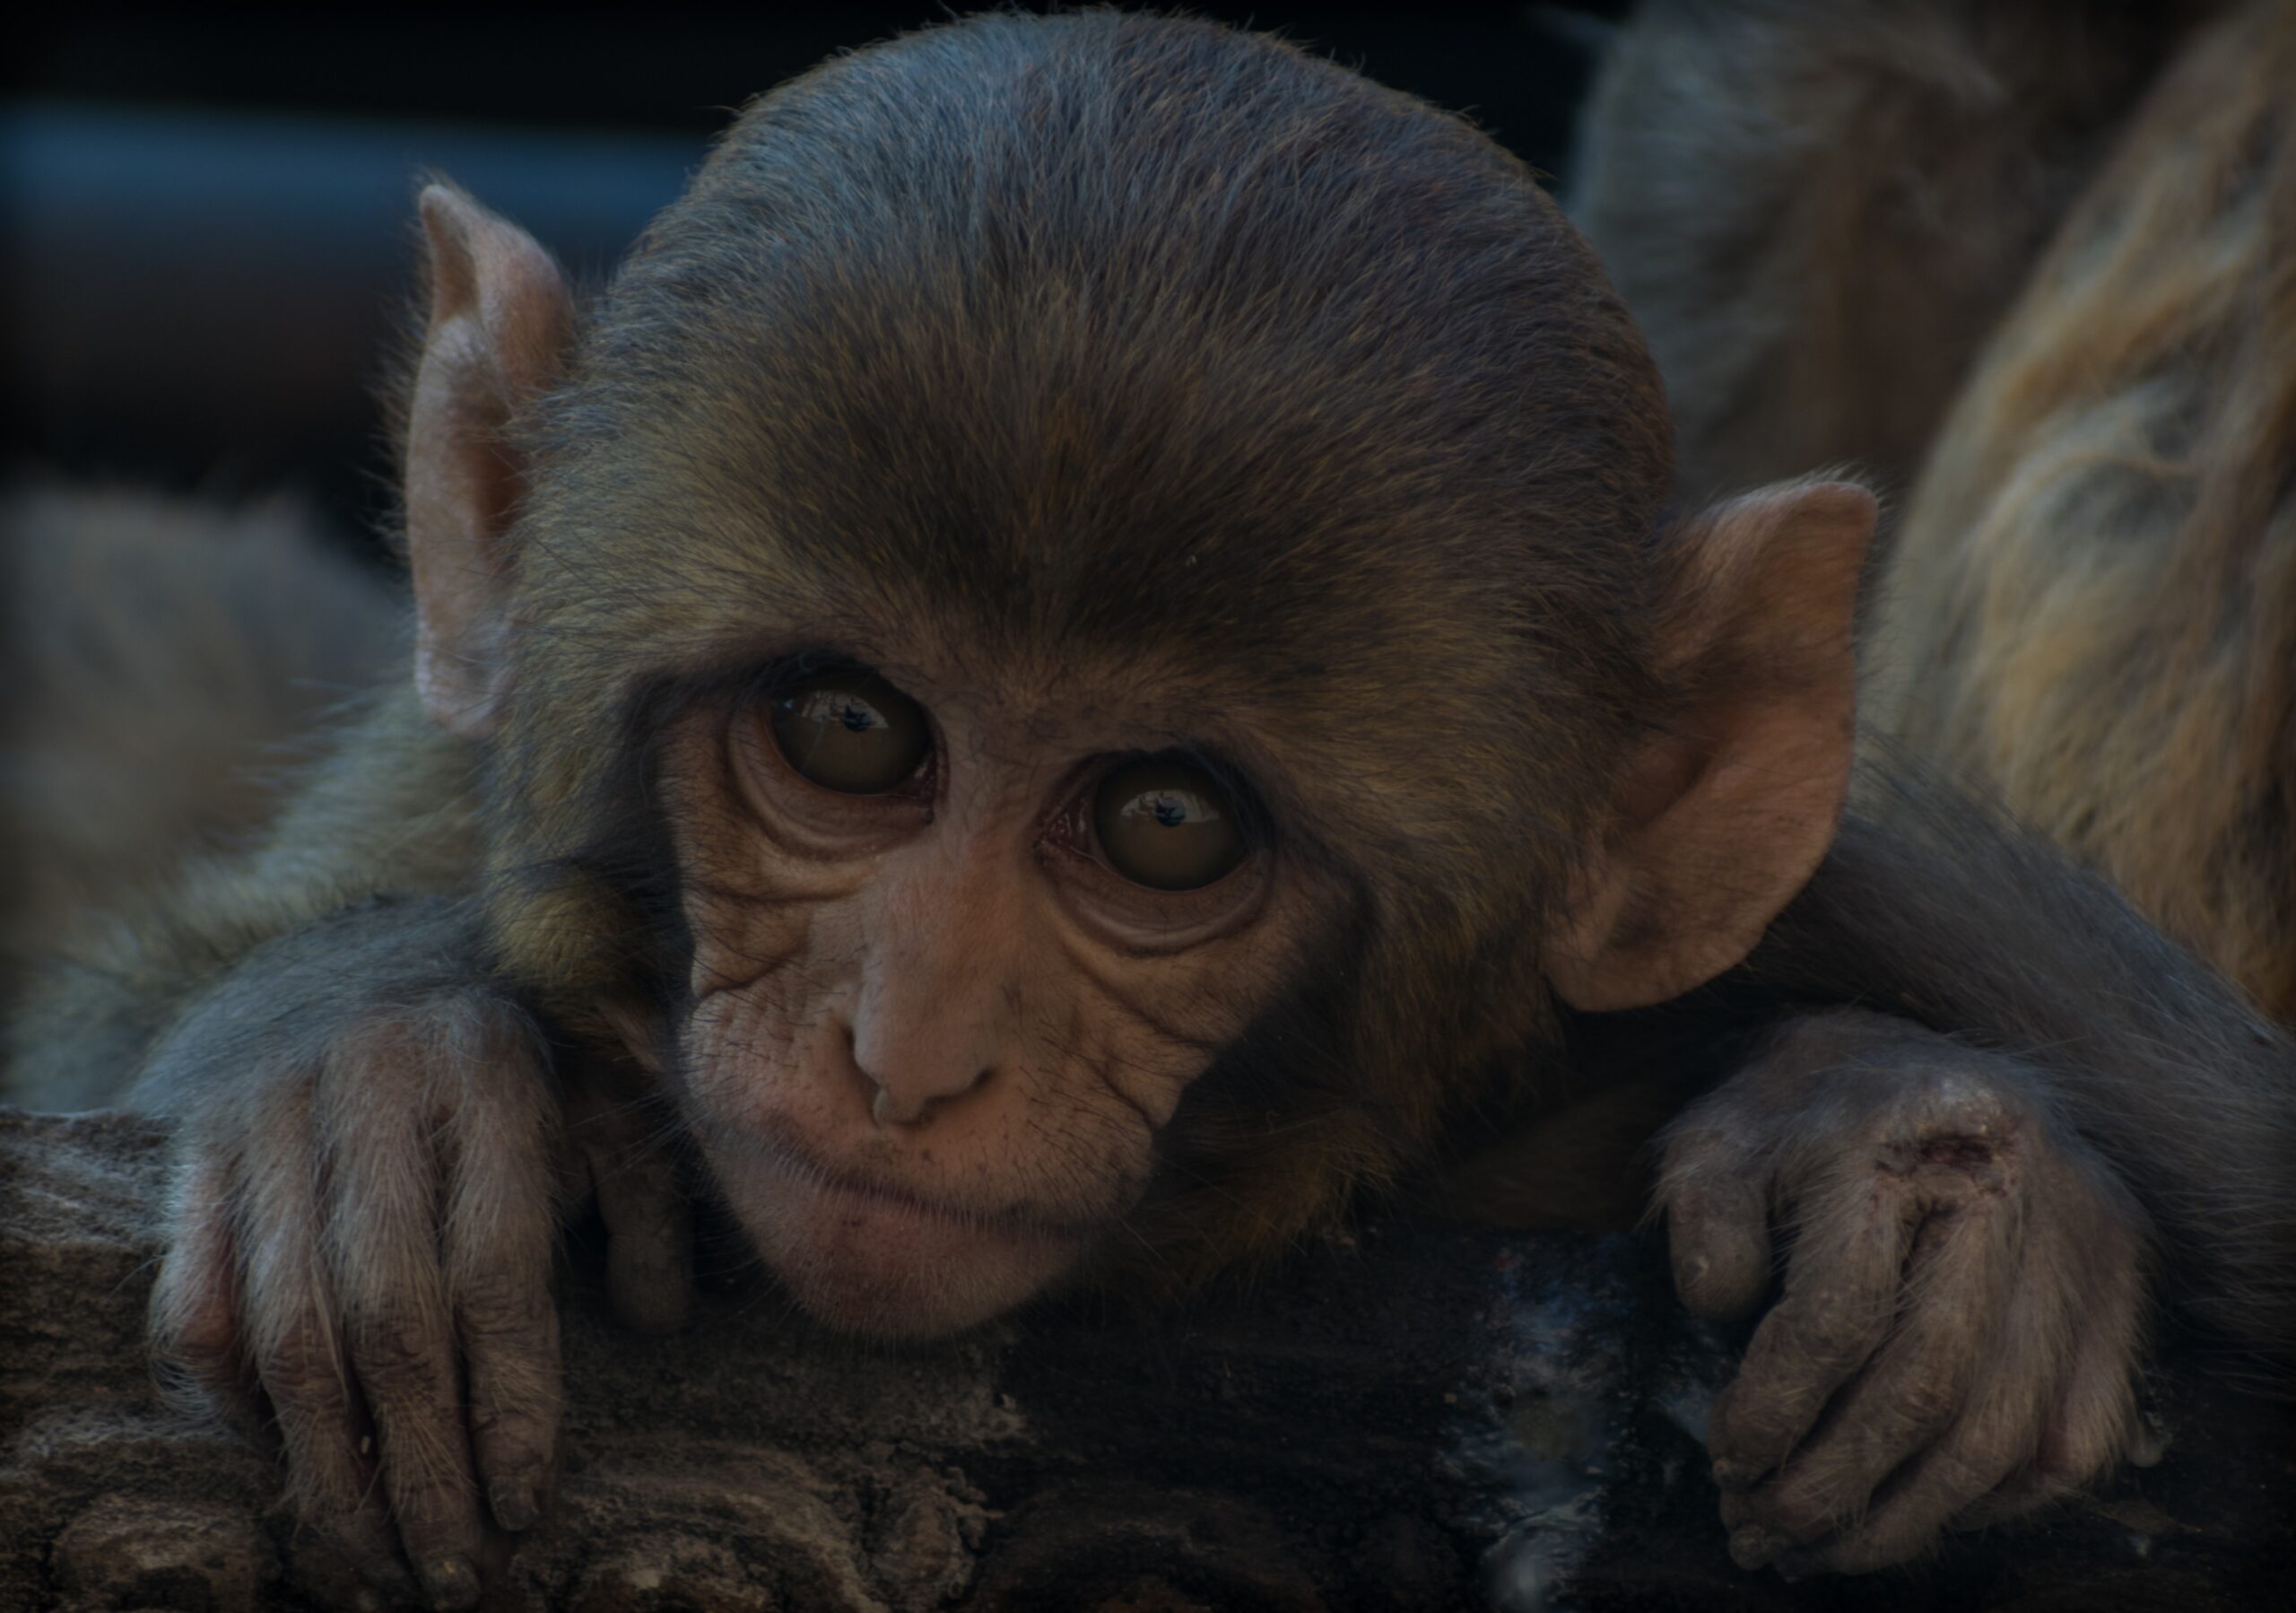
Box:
left=1712, top=1457, right=1760, bottom=1492
left=490, top=1476, right=539, bottom=1531
left=1728, top=1525, right=1780, bottom=1570
left=421, top=1554, right=481, bottom=1611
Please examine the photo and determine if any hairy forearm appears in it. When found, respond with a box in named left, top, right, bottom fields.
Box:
left=1751, top=769, right=2296, bottom=1365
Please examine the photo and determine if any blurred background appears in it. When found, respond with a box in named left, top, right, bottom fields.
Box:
left=3, top=4, right=1624, bottom=546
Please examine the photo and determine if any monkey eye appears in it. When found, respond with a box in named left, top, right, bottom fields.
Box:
left=769, top=670, right=931, bottom=795
left=1091, top=755, right=1248, bottom=892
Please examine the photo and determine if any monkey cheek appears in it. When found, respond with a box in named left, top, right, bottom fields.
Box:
left=712, top=1149, right=1085, bottom=1340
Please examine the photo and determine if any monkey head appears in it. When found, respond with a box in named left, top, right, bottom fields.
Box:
left=398, top=13, right=1874, bottom=1338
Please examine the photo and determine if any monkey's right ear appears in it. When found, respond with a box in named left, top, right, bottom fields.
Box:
left=1548, top=480, right=1875, bottom=1011
left=403, top=182, right=575, bottom=738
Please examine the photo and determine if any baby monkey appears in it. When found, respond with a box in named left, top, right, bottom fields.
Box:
left=14, top=12, right=2292, bottom=1605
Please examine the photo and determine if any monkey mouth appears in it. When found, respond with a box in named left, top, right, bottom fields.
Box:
left=741, top=1116, right=1100, bottom=1242
left=790, top=1147, right=1093, bottom=1244
left=695, top=1117, right=1099, bottom=1336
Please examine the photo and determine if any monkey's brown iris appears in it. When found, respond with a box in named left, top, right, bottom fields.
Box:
left=769, top=672, right=931, bottom=794
left=1092, top=758, right=1247, bottom=891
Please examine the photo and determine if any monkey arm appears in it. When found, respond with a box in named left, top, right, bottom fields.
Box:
left=139, top=898, right=553, bottom=1609
left=1750, top=769, right=2296, bottom=1372
left=1649, top=767, right=2296, bottom=1550
left=128, top=895, right=686, bottom=1611
left=1557, top=766, right=2292, bottom=1574
left=4, top=685, right=483, bottom=1109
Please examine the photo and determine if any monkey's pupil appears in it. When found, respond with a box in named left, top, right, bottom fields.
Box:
left=1093, top=758, right=1248, bottom=891
left=769, top=673, right=929, bottom=794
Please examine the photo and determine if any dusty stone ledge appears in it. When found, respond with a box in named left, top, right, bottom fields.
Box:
left=2, top=1107, right=2289, bottom=1611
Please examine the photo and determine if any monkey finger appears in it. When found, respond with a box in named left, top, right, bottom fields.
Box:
left=1662, top=1173, right=1775, bottom=1320
left=1709, top=1173, right=1915, bottom=1488
left=1655, top=1090, right=1776, bottom=1319
left=336, top=1262, right=486, bottom=1607
left=1784, top=1280, right=2062, bottom=1573
left=1950, top=1382, right=2143, bottom=1530
left=148, top=1153, right=260, bottom=1431
left=1717, top=1487, right=1788, bottom=1570
left=164, top=1113, right=420, bottom=1607
left=241, top=1204, right=380, bottom=1528
left=1950, top=1239, right=2147, bottom=1529
left=323, top=1089, right=486, bottom=1610
left=230, top=1129, right=416, bottom=1598
left=445, top=1086, right=564, bottom=1532
left=1793, top=1423, right=2030, bottom=1575
left=1724, top=1207, right=2012, bottom=1546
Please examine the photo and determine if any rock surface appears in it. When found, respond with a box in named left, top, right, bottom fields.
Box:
left=2, top=1106, right=2290, bottom=1611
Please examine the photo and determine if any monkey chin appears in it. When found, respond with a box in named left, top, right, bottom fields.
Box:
left=709, top=1143, right=1090, bottom=1340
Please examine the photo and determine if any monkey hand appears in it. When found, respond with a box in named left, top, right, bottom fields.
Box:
left=141, top=897, right=690, bottom=1609
left=1657, top=1007, right=2155, bottom=1575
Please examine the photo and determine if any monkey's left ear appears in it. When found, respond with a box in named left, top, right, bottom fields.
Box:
left=1547, top=480, right=1875, bottom=1011
left=403, top=182, right=576, bottom=738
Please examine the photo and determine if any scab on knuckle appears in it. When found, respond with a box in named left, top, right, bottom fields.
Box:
left=1914, top=1146, right=2013, bottom=1200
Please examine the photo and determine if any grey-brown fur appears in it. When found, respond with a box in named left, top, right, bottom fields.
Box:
left=0, top=486, right=403, bottom=1094
left=1571, top=0, right=2213, bottom=504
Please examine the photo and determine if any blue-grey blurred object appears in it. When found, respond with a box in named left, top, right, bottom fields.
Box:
left=1, top=104, right=698, bottom=519
left=1, top=9, right=1609, bottom=533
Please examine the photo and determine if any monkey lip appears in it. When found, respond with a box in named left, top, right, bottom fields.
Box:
left=701, top=1120, right=1098, bottom=1336
left=777, top=1147, right=1091, bottom=1246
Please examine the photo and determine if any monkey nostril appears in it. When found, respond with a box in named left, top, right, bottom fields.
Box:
left=871, top=1084, right=927, bottom=1128
left=867, top=1066, right=992, bottom=1129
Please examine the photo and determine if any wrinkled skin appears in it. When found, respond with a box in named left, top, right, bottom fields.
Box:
left=1659, top=1009, right=2156, bottom=1575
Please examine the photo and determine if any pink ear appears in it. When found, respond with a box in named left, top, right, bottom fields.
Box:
left=1547, top=480, right=1876, bottom=1011
left=403, top=182, right=574, bottom=738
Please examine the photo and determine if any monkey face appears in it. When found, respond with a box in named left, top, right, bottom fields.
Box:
left=439, top=12, right=1861, bottom=1330
left=647, top=650, right=1335, bottom=1338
